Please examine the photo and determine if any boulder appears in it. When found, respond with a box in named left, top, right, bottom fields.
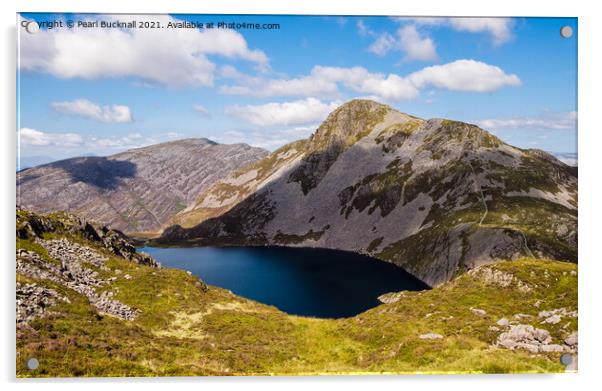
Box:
left=419, top=333, right=443, bottom=340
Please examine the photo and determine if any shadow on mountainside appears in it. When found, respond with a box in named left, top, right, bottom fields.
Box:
left=39, top=157, right=138, bottom=190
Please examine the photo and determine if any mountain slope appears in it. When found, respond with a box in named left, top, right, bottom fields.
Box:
left=17, top=138, right=268, bottom=234
left=159, top=100, right=577, bottom=286
left=16, top=208, right=577, bottom=376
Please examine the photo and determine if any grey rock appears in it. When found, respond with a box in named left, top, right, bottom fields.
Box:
left=496, top=323, right=578, bottom=354
left=16, top=282, right=69, bottom=324
left=564, top=332, right=578, bottom=347
left=497, top=324, right=551, bottom=350
left=539, top=344, right=569, bottom=353
left=542, top=314, right=562, bottom=324
left=496, top=318, right=510, bottom=327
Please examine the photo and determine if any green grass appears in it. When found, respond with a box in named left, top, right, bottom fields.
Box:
left=17, top=250, right=576, bottom=376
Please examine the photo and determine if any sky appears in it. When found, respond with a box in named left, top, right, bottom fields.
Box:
left=17, top=13, right=577, bottom=168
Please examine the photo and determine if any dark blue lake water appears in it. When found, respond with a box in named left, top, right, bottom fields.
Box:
left=141, top=246, right=428, bottom=318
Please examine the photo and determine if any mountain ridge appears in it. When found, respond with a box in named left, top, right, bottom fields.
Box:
left=157, top=99, right=577, bottom=287
left=17, top=138, right=269, bottom=234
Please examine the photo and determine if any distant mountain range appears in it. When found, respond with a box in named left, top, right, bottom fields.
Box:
left=155, top=100, right=577, bottom=286
left=17, top=138, right=268, bottom=234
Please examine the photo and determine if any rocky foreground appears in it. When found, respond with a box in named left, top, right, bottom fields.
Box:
left=17, top=209, right=577, bottom=376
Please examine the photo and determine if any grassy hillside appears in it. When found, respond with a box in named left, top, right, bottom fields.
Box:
left=16, top=211, right=577, bottom=376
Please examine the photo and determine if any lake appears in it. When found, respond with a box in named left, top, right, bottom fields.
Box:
left=141, top=246, right=429, bottom=318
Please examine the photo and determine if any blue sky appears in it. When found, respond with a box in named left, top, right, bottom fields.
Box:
left=17, top=14, right=577, bottom=167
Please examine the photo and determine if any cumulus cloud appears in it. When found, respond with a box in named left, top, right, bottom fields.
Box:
left=221, top=60, right=519, bottom=101
left=221, top=66, right=420, bottom=101
left=19, top=128, right=84, bottom=147
left=407, top=59, right=521, bottom=92
left=312, top=66, right=421, bottom=100
left=397, top=25, right=438, bottom=61
left=393, top=17, right=514, bottom=45
left=51, top=99, right=133, bottom=123
left=370, top=18, right=513, bottom=61
left=448, top=18, right=514, bottom=46
left=225, top=98, right=340, bottom=126
left=19, top=15, right=268, bottom=87
left=476, top=111, right=577, bottom=131
left=369, top=25, right=437, bottom=61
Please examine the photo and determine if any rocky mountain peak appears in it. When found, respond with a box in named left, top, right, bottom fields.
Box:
left=308, top=99, right=395, bottom=151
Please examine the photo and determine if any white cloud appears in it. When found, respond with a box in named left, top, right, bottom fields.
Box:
left=397, top=25, right=438, bottom=61
left=221, top=59, right=519, bottom=102
left=19, top=128, right=84, bottom=147
left=51, top=99, right=133, bottom=123
left=477, top=111, right=577, bottom=131
left=408, top=59, right=521, bottom=92
left=225, top=98, right=340, bottom=126
left=19, top=15, right=268, bottom=87
left=368, top=33, right=395, bottom=56
left=221, top=65, right=420, bottom=101
left=369, top=25, right=437, bottom=61
left=312, top=66, right=420, bottom=100
left=448, top=18, right=514, bottom=45
left=392, top=17, right=514, bottom=45
left=193, top=104, right=210, bottom=116
left=219, top=65, right=247, bottom=80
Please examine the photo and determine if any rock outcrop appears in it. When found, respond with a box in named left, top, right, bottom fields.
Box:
left=16, top=208, right=162, bottom=322
left=157, top=99, right=578, bottom=286
left=496, top=324, right=577, bottom=354
left=17, top=138, right=268, bottom=234
left=17, top=282, right=69, bottom=325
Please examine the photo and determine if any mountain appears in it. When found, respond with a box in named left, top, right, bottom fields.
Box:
left=158, top=100, right=578, bottom=287
left=16, top=208, right=578, bottom=376
left=17, top=138, right=268, bottom=234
